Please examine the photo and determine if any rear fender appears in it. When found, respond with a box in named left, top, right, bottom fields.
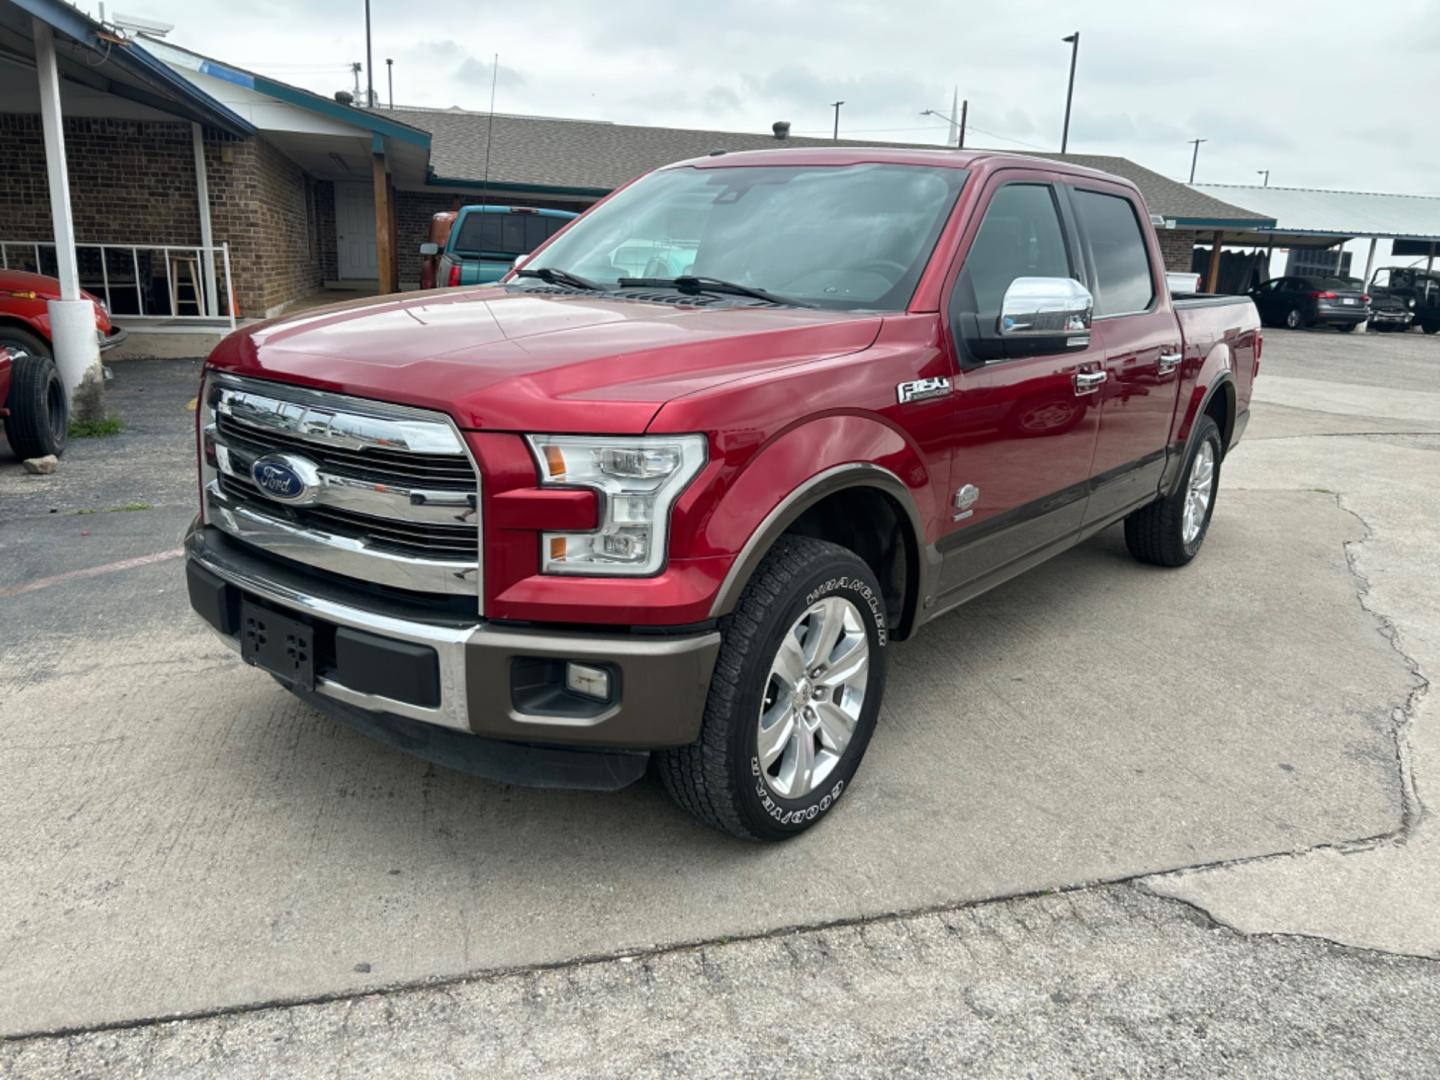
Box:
left=1162, top=342, right=1235, bottom=496
left=703, top=415, right=936, bottom=622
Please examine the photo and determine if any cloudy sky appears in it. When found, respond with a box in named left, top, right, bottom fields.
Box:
left=112, top=0, right=1440, bottom=194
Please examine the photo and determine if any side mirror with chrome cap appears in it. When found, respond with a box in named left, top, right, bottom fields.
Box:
left=419, top=242, right=439, bottom=256
left=956, top=276, right=1093, bottom=367
left=998, top=276, right=1093, bottom=338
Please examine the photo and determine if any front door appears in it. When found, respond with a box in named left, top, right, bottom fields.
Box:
left=1066, top=183, right=1184, bottom=523
left=935, top=176, right=1105, bottom=601
left=335, top=182, right=378, bottom=280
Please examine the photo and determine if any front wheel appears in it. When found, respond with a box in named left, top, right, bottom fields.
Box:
left=658, top=535, right=888, bottom=840
left=1123, top=415, right=1222, bottom=567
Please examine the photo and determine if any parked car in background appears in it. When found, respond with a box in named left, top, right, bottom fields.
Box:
left=422, top=206, right=578, bottom=288
left=188, top=147, right=1260, bottom=839
left=0, top=344, right=68, bottom=459
left=0, top=267, right=127, bottom=357
left=1347, top=274, right=1414, bottom=332
left=1247, top=275, right=1368, bottom=331
left=1367, top=267, right=1440, bottom=334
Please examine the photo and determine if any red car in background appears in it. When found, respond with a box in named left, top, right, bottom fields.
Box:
left=0, top=267, right=125, bottom=359
left=0, top=268, right=124, bottom=459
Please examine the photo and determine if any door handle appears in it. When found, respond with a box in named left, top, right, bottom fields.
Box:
left=1157, top=351, right=1181, bottom=375
left=1073, top=370, right=1107, bottom=395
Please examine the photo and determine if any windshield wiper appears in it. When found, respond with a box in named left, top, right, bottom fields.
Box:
left=514, top=266, right=603, bottom=291
left=616, top=275, right=814, bottom=308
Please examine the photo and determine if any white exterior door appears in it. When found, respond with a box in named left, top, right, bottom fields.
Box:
left=335, top=182, right=377, bottom=280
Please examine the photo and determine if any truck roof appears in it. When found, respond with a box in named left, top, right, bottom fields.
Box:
left=668, top=145, right=1132, bottom=187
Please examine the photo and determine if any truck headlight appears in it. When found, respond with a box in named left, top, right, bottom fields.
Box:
left=526, top=434, right=707, bottom=576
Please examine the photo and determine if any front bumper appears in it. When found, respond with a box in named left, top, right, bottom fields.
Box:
left=1369, top=310, right=1413, bottom=325
left=98, top=326, right=129, bottom=352
left=185, top=523, right=721, bottom=756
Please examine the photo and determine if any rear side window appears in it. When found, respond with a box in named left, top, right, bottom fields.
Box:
left=1073, top=190, right=1155, bottom=316
left=453, top=212, right=567, bottom=256
left=962, top=184, right=1072, bottom=317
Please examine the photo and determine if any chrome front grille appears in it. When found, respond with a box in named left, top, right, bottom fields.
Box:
left=200, top=373, right=482, bottom=602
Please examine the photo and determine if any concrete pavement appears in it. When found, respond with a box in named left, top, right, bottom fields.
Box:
left=2, top=328, right=1438, bottom=1073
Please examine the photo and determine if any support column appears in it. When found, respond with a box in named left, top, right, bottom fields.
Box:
left=372, top=143, right=396, bottom=295
left=34, top=18, right=103, bottom=421
left=192, top=123, right=219, bottom=317
left=1359, top=237, right=1378, bottom=333
left=1205, top=231, right=1223, bottom=294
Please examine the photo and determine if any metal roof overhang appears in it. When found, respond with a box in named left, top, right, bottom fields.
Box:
left=0, top=0, right=253, bottom=135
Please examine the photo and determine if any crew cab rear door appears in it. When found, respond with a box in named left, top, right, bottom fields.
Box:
left=933, top=171, right=1106, bottom=599
left=1062, top=181, right=1184, bottom=524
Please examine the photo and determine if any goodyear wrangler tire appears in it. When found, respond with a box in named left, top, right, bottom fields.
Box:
left=658, top=535, right=888, bottom=840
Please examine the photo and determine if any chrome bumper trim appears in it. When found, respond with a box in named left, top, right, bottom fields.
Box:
left=189, top=522, right=475, bottom=733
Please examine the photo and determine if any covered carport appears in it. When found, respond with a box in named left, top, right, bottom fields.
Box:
left=1190, top=182, right=1440, bottom=297
left=0, top=0, right=252, bottom=419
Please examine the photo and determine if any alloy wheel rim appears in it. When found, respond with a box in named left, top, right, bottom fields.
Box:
left=1182, top=440, right=1215, bottom=544
left=756, top=596, right=870, bottom=800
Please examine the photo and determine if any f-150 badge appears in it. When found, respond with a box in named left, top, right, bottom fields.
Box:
left=896, top=377, right=952, bottom=404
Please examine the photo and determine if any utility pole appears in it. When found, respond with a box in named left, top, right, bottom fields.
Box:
left=364, top=0, right=375, bottom=107
left=1060, top=31, right=1079, bottom=153
left=1257, top=169, right=1270, bottom=187
left=351, top=61, right=361, bottom=99
left=1187, top=138, right=1207, bottom=183
left=830, top=100, right=845, bottom=141
left=958, top=98, right=967, bottom=149
left=386, top=57, right=394, bottom=109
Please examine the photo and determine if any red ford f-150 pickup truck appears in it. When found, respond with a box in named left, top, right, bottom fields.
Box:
left=186, top=148, right=1260, bottom=840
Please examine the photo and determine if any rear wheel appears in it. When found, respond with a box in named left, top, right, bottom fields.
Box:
left=1425, top=324, right=1440, bottom=335
left=3, top=350, right=69, bottom=459
left=1336, top=323, right=1357, bottom=332
left=657, top=535, right=888, bottom=840
left=1123, top=415, right=1221, bottom=568
left=1284, top=308, right=1306, bottom=330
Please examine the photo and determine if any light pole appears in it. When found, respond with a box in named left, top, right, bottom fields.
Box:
left=1187, top=138, right=1207, bottom=183
left=830, top=100, right=844, bottom=141
left=386, top=57, right=394, bottom=109
left=364, top=0, right=375, bottom=108
left=922, top=88, right=966, bottom=147
left=1060, top=31, right=1079, bottom=153
left=1257, top=169, right=1270, bottom=187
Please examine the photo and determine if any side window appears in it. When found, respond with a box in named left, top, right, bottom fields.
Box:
left=961, top=184, right=1072, bottom=318
left=1072, top=189, right=1155, bottom=316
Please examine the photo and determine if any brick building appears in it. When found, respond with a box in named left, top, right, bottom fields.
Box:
left=1, top=13, right=1272, bottom=323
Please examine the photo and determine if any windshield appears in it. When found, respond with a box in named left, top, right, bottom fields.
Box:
left=522, top=162, right=969, bottom=310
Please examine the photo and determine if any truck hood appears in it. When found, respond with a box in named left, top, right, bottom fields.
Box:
left=205, top=287, right=883, bottom=432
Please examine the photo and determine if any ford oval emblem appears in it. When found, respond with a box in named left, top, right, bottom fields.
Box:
left=250, top=453, right=321, bottom=505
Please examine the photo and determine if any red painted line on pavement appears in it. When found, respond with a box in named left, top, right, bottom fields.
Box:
left=0, top=547, right=185, bottom=599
